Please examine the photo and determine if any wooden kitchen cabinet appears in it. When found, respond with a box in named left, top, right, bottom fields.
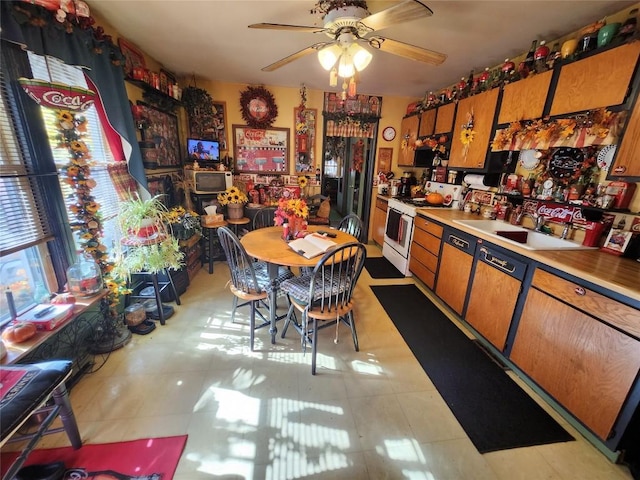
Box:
left=409, top=214, right=443, bottom=289
left=419, top=109, right=436, bottom=137
left=498, top=69, right=553, bottom=124
left=372, top=197, right=388, bottom=246
left=510, top=268, right=640, bottom=441
left=610, top=92, right=640, bottom=178
left=434, top=103, right=456, bottom=135
left=435, top=227, right=476, bottom=315
left=448, top=88, right=500, bottom=170
left=550, top=42, right=640, bottom=116
left=398, top=114, right=420, bottom=166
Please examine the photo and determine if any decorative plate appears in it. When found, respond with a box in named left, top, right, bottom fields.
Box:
left=519, top=149, right=540, bottom=170
left=597, top=145, right=616, bottom=170
left=549, top=147, right=584, bottom=179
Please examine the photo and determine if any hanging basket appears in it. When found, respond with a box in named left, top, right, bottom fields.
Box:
left=227, top=203, right=244, bottom=220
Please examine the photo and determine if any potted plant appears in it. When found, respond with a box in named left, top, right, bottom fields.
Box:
left=217, top=186, right=248, bottom=220
left=163, top=206, right=201, bottom=240
left=118, top=194, right=169, bottom=238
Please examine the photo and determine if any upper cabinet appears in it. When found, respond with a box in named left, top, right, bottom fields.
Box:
left=498, top=70, right=553, bottom=124
left=398, top=114, right=420, bottom=166
left=610, top=92, right=640, bottom=178
left=550, top=42, right=640, bottom=116
left=434, top=103, right=456, bottom=135
left=449, top=88, right=500, bottom=170
left=419, top=109, right=436, bottom=137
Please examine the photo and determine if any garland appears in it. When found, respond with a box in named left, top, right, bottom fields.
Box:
left=239, top=85, right=278, bottom=129
left=323, top=111, right=380, bottom=129
left=56, top=109, right=129, bottom=312
left=181, top=86, right=216, bottom=138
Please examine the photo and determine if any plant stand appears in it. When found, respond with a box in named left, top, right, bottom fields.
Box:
left=128, top=270, right=181, bottom=325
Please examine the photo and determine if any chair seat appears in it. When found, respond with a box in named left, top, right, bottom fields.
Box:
left=280, top=272, right=350, bottom=305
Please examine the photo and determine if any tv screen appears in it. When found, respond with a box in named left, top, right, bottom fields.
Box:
left=187, top=138, right=220, bottom=161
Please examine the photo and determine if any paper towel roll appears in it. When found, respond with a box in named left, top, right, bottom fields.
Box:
left=463, top=174, right=491, bottom=191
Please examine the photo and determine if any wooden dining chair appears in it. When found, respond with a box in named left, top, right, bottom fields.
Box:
left=279, top=242, right=366, bottom=374
left=252, top=208, right=275, bottom=230
left=217, top=226, right=293, bottom=349
left=338, top=213, right=364, bottom=242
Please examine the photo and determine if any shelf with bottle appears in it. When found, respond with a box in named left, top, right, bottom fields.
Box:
left=125, top=77, right=182, bottom=109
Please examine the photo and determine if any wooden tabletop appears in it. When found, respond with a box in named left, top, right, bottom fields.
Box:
left=241, top=226, right=358, bottom=268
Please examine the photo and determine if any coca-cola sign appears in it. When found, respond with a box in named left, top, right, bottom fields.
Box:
left=19, top=79, right=95, bottom=111
left=523, top=200, right=584, bottom=223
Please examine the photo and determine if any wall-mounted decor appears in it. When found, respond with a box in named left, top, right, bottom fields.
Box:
left=233, top=125, right=289, bottom=174
left=212, top=101, right=228, bottom=151
left=377, top=147, right=393, bottom=173
left=240, top=86, right=278, bottom=129
left=136, top=102, right=181, bottom=168
left=294, top=107, right=317, bottom=174
left=118, top=38, right=146, bottom=79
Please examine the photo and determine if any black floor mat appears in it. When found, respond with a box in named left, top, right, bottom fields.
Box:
left=371, top=284, right=574, bottom=454
left=364, top=256, right=405, bottom=279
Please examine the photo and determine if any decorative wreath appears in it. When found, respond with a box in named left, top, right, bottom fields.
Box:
left=240, top=85, right=278, bottom=129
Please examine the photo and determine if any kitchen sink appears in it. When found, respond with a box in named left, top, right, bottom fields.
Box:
left=453, top=219, right=595, bottom=251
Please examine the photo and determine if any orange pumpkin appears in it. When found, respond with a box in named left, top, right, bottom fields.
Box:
left=425, top=192, right=444, bottom=205
left=2, top=322, right=37, bottom=344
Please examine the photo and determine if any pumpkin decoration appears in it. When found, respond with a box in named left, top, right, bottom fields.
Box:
left=2, top=322, right=37, bottom=344
left=425, top=192, right=444, bottom=205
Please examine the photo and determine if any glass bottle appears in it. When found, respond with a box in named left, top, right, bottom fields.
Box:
left=619, top=8, right=638, bottom=41
left=67, top=251, right=103, bottom=297
left=546, top=42, right=561, bottom=70
left=524, top=40, right=538, bottom=71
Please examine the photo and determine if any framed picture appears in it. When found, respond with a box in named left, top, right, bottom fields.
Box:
left=601, top=229, right=633, bottom=256
left=118, top=38, right=146, bottom=78
left=378, top=147, right=393, bottom=172
left=212, top=101, right=228, bottom=151
left=232, top=125, right=289, bottom=174
left=136, top=102, right=181, bottom=167
left=294, top=107, right=317, bottom=174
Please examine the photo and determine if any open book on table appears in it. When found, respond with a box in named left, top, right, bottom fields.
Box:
left=289, top=233, right=337, bottom=259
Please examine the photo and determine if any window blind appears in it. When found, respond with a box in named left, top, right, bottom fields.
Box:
left=0, top=66, right=53, bottom=256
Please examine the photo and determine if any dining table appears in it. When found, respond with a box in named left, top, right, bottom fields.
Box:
left=240, top=225, right=359, bottom=344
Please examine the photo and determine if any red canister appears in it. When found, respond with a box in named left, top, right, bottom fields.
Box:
left=605, top=181, right=637, bottom=209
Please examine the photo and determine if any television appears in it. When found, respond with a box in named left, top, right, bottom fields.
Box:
left=187, top=138, right=220, bottom=162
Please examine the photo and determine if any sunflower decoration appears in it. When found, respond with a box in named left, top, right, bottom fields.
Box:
left=298, top=175, right=308, bottom=188
left=459, top=110, right=476, bottom=158
left=217, top=186, right=249, bottom=205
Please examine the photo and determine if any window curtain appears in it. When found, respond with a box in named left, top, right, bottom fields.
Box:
left=0, top=1, right=147, bottom=189
left=326, top=119, right=376, bottom=139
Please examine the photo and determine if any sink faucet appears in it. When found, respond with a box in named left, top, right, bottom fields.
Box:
left=560, top=222, right=572, bottom=240
left=515, top=211, right=548, bottom=233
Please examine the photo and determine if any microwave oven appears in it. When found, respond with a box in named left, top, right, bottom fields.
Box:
left=189, top=170, right=233, bottom=194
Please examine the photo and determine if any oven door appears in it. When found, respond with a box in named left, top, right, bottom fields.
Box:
left=383, top=208, right=414, bottom=258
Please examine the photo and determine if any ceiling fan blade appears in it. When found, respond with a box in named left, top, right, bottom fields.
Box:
left=249, top=22, right=325, bottom=33
left=368, top=36, right=446, bottom=66
left=262, top=42, right=333, bottom=72
left=359, top=0, right=433, bottom=32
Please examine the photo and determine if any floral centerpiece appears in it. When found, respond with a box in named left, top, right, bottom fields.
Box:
left=164, top=206, right=201, bottom=240
left=274, top=197, right=309, bottom=240
left=217, top=186, right=248, bottom=219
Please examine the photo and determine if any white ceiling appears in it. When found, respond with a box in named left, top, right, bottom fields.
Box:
left=91, top=0, right=637, bottom=99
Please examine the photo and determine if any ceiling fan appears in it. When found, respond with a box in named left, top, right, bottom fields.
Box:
left=248, top=0, right=447, bottom=74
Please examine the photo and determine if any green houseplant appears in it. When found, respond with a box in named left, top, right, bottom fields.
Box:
left=113, top=194, right=185, bottom=281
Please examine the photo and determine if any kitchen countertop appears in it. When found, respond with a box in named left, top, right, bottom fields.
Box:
left=416, top=208, right=640, bottom=304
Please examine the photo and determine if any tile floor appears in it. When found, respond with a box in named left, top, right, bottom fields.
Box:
left=5, top=245, right=634, bottom=479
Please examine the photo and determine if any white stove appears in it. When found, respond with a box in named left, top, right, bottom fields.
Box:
left=383, top=182, right=462, bottom=276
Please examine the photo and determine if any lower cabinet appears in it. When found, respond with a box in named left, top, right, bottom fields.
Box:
left=409, top=214, right=443, bottom=289
left=435, top=227, right=476, bottom=315
left=372, top=197, right=388, bottom=246
left=465, top=244, right=527, bottom=351
left=510, top=268, right=640, bottom=442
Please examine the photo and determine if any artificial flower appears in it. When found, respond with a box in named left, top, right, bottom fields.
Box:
left=460, top=128, right=476, bottom=145
left=298, top=175, right=308, bottom=188
left=274, top=197, right=309, bottom=226
left=217, top=186, right=248, bottom=205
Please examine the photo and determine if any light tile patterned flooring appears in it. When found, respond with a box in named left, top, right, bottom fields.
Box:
left=4, top=245, right=634, bottom=479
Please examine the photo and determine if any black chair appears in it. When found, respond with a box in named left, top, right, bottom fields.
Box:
left=217, top=226, right=293, bottom=349
left=252, top=208, right=275, bottom=230
left=0, top=360, right=82, bottom=480
left=279, top=242, right=367, bottom=374
left=338, top=213, right=364, bottom=242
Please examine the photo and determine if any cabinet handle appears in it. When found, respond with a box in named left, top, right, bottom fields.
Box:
left=574, top=286, right=586, bottom=296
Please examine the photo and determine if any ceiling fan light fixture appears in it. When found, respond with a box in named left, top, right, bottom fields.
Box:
left=350, top=44, right=372, bottom=71
left=318, top=44, right=342, bottom=70
left=337, top=52, right=356, bottom=78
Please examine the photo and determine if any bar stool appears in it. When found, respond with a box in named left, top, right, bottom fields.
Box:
left=227, top=217, right=251, bottom=237
left=201, top=220, right=228, bottom=274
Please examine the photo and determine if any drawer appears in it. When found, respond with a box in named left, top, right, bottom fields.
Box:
left=410, top=242, right=439, bottom=273
left=409, top=256, right=435, bottom=289
left=412, top=227, right=442, bottom=255
left=376, top=198, right=389, bottom=210
left=532, top=269, right=640, bottom=339
left=414, top=216, right=443, bottom=238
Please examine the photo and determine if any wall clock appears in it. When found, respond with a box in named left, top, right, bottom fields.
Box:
left=239, top=86, right=278, bottom=129
left=382, top=126, right=396, bottom=141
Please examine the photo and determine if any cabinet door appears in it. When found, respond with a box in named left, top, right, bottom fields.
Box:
left=419, top=109, right=436, bottom=137
left=435, top=242, right=473, bottom=315
left=550, top=42, right=640, bottom=116
left=448, top=88, right=500, bottom=169
left=434, top=103, right=456, bottom=134
left=611, top=93, right=640, bottom=178
left=511, top=288, right=640, bottom=440
left=372, top=205, right=387, bottom=246
left=465, top=260, right=520, bottom=351
left=398, top=115, right=420, bottom=166
left=498, top=70, right=553, bottom=124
